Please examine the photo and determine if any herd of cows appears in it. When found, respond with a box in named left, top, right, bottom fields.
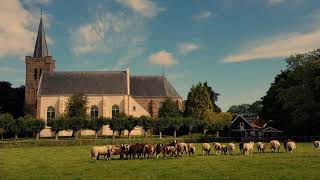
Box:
left=90, top=140, right=320, bottom=160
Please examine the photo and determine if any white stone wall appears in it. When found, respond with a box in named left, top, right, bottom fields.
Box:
left=38, top=94, right=150, bottom=137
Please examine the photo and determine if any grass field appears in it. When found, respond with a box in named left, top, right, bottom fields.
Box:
left=1, top=143, right=320, bottom=180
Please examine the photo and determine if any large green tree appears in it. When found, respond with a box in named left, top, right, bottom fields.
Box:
left=262, top=49, right=320, bottom=135
left=0, top=82, right=25, bottom=118
left=158, top=97, right=182, bottom=118
left=65, top=94, right=88, bottom=118
left=184, top=82, right=213, bottom=120
left=203, top=82, right=221, bottom=112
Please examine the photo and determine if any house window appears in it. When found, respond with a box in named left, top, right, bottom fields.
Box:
left=90, top=106, right=99, bottom=119
left=47, top=106, right=55, bottom=120
left=34, top=69, right=38, bottom=80
left=133, top=106, right=136, bottom=111
left=240, top=122, right=244, bottom=129
left=112, top=105, right=120, bottom=117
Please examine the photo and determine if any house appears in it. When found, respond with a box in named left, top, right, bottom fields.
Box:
left=230, top=115, right=283, bottom=138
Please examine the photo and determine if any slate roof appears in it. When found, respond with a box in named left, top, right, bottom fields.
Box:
left=33, top=17, right=49, bottom=58
left=38, top=71, right=128, bottom=95
left=38, top=72, right=181, bottom=98
left=130, top=76, right=181, bottom=97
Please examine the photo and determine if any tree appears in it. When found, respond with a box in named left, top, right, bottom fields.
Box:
left=263, top=49, right=320, bottom=135
left=65, top=94, right=88, bottom=118
left=8, top=116, right=24, bottom=141
left=184, top=82, right=213, bottom=120
left=197, top=119, right=210, bottom=136
left=139, top=115, right=153, bottom=137
left=182, top=117, right=197, bottom=136
left=89, top=117, right=109, bottom=139
left=123, top=116, right=137, bottom=139
left=0, top=82, right=25, bottom=118
left=227, top=104, right=251, bottom=116
left=68, top=117, right=88, bottom=140
left=169, top=117, right=182, bottom=138
left=48, top=116, right=67, bottom=140
left=208, top=112, right=233, bottom=136
left=158, top=97, right=182, bottom=118
left=110, top=115, right=126, bottom=139
left=203, top=82, right=221, bottom=112
left=155, top=118, right=168, bottom=139
left=0, top=113, right=12, bottom=139
left=29, top=119, right=45, bottom=140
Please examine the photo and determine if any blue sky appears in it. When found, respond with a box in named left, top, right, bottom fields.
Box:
left=1, top=0, right=320, bottom=111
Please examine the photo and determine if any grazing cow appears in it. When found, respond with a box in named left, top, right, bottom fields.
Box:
left=105, top=144, right=130, bottom=160
left=227, top=143, right=235, bottom=155
left=286, top=141, right=296, bottom=153
left=143, top=144, right=155, bottom=158
left=187, top=143, right=196, bottom=156
left=177, top=143, right=188, bottom=156
left=221, top=144, right=228, bottom=155
left=128, top=143, right=145, bottom=159
left=270, top=140, right=281, bottom=153
left=243, top=142, right=254, bottom=155
left=91, top=145, right=111, bottom=160
left=239, top=142, right=244, bottom=154
left=202, top=143, right=211, bottom=156
left=314, top=141, right=320, bottom=149
left=212, top=142, right=222, bottom=155
left=162, top=146, right=178, bottom=157
left=155, top=143, right=164, bottom=159
left=257, top=142, right=267, bottom=153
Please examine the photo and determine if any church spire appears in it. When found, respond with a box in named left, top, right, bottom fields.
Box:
left=33, top=11, right=49, bottom=58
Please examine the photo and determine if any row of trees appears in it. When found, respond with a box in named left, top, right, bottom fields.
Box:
left=0, top=114, right=45, bottom=140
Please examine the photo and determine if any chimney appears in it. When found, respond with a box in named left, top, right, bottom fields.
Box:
left=126, top=67, right=130, bottom=95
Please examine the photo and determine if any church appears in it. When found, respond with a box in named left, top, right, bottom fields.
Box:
left=24, top=16, right=183, bottom=137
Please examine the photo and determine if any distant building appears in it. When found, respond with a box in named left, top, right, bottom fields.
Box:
left=230, top=115, right=283, bottom=138
left=24, top=16, right=183, bottom=137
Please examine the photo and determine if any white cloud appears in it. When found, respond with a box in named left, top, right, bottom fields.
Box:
left=177, top=42, right=199, bottom=54
left=0, top=0, right=48, bottom=59
left=193, top=10, right=212, bottom=20
left=222, top=30, right=320, bottom=63
left=72, top=11, right=146, bottom=55
left=115, top=0, right=164, bottom=18
left=149, top=50, right=177, bottom=66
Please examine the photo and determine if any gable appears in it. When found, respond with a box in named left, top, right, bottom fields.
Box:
left=230, top=115, right=253, bottom=129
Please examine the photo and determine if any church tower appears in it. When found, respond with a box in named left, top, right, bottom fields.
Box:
left=25, top=15, right=55, bottom=116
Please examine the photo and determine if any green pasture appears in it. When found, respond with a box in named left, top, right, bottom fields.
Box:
left=0, top=143, right=319, bottom=180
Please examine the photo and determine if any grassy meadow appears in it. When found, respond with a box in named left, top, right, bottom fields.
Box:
left=0, top=143, right=320, bottom=180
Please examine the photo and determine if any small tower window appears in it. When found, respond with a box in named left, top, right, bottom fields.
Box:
left=34, top=69, right=38, bottom=80
left=40, top=69, right=42, bottom=78
left=133, top=106, right=136, bottom=111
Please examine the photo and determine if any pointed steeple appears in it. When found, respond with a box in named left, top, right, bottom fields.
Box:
left=33, top=11, right=49, bottom=58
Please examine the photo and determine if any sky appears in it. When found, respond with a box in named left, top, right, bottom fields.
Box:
left=1, top=0, right=320, bottom=111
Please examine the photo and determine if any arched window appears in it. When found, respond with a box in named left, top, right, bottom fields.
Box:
left=112, top=105, right=120, bottom=117
left=47, top=106, right=55, bottom=120
left=90, top=106, right=99, bottom=119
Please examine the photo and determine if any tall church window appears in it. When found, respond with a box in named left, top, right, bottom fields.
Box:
left=90, top=106, right=99, bottom=119
left=34, top=69, right=38, bottom=79
left=112, top=105, right=120, bottom=117
left=47, top=106, right=55, bottom=121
